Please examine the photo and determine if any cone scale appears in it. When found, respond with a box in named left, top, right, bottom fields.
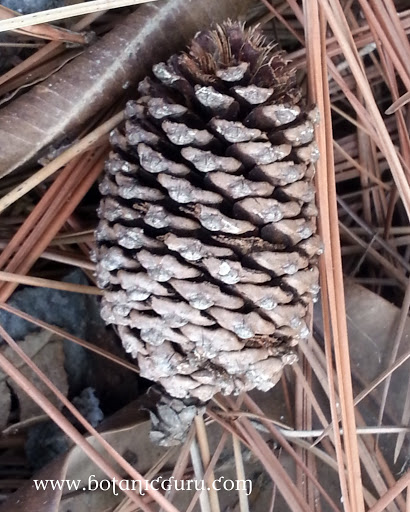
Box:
left=94, top=22, right=322, bottom=445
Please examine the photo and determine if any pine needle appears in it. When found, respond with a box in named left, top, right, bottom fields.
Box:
left=0, top=0, right=156, bottom=32
left=0, top=270, right=103, bottom=295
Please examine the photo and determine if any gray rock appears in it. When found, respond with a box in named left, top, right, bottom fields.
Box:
left=0, top=270, right=94, bottom=393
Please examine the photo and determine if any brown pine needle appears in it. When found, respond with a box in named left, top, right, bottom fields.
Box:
left=304, top=2, right=365, bottom=510
left=319, top=0, right=410, bottom=220
left=0, top=302, right=139, bottom=374
left=232, top=434, right=250, bottom=512
left=394, top=377, right=410, bottom=463
left=0, top=5, right=88, bottom=43
left=194, top=416, right=221, bottom=512
left=190, top=438, right=212, bottom=512
left=368, top=471, right=410, bottom=512
left=376, top=281, right=410, bottom=432
left=0, top=1, right=408, bottom=510
left=0, top=324, right=179, bottom=512
left=0, top=0, right=156, bottom=32
left=385, top=91, right=410, bottom=115
left=0, top=9, right=104, bottom=90
left=0, top=270, right=103, bottom=295
left=0, top=111, right=123, bottom=211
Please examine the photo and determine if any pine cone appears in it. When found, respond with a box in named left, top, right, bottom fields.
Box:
left=94, top=21, right=322, bottom=445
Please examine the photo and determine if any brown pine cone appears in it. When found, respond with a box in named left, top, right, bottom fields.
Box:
left=94, top=21, right=322, bottom=446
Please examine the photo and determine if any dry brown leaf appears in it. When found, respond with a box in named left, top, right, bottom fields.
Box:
left=315, top=281, right=410, bottom=462
left=0, top=330, right=68, bottom=424
left=0, top=403, right=165, bottom=512
left=340, top=282, right=410, bottom=398
left=0, top=456, right=69, bottom=512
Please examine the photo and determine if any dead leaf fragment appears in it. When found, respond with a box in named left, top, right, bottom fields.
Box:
left=0, top=330, right=68, bottom=424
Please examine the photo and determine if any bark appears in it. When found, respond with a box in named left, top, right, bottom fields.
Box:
left=0, top=0, right=250, bottom=177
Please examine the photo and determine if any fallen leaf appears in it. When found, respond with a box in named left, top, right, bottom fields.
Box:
left=0, top=402, right=158, bottom=512
left=0, top=330, right=68, bottom=424
left=0, top=456, right=69, bottom=512
left=315, top=282, right=410, bottom=463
